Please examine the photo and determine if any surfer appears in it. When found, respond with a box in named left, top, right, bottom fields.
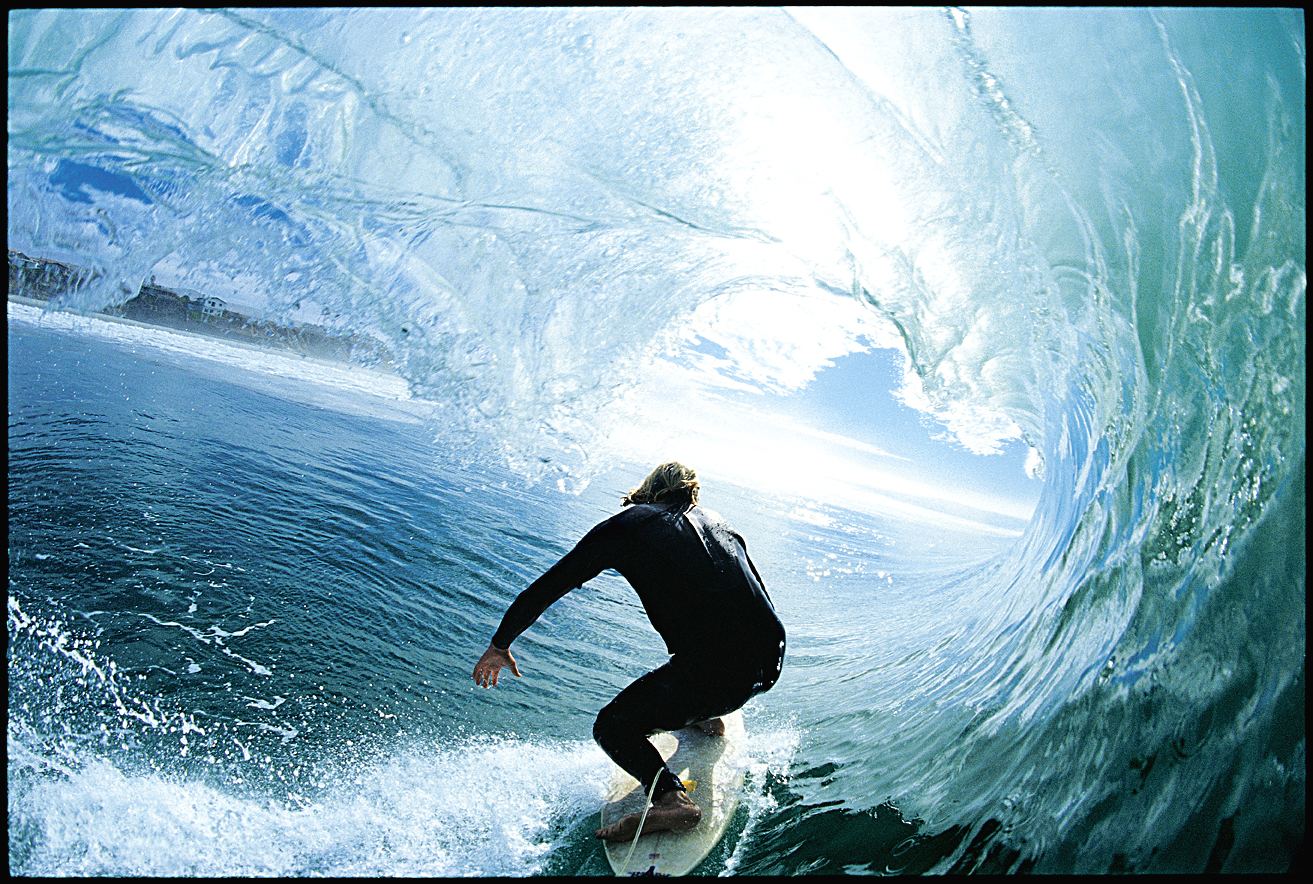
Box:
left=472, top=461, right=785, bottom=842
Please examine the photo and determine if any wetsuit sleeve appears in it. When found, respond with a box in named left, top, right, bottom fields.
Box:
left=489, top=520, right=618, bottom=649
left=734, top=530, right=774, bottom=605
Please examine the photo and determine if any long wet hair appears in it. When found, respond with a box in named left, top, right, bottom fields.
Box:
left=622, top=461, right=700, bottom=507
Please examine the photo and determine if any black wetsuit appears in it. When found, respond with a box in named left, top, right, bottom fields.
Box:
left=490, top=502, right=785, bottom=800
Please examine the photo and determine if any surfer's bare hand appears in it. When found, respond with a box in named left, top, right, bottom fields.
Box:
left=473, top=642, right=520, bottom=687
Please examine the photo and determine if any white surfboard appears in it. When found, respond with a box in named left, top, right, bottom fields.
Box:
left=601, top=710, right=746, bottom=876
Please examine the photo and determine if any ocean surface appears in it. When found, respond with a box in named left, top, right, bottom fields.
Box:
left=8, top=7, right=1305, bottom=875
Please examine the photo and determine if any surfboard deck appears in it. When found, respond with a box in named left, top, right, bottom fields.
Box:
left=600, top=710, right=746, bottom=877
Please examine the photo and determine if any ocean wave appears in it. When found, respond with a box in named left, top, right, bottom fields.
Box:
left=8, top=7, right=1304, bottom=873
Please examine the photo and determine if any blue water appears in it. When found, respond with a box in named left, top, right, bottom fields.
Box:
left=8, top=7, right=1305, bottom=875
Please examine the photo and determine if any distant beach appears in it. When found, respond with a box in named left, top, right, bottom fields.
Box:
left=8, top=250, right=392, bottom=367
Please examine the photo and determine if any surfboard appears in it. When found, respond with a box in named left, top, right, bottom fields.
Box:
left=600, top=710, right=746, bottom=876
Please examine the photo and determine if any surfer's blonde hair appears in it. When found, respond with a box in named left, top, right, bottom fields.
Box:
left=623, top=461, right=700, bottom=506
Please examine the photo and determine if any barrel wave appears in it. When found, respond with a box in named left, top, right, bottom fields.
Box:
left=8, top=8, right=1304, bottom=874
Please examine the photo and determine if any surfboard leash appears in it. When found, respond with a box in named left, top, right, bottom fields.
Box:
left=620, top=772, right=663, bottom=873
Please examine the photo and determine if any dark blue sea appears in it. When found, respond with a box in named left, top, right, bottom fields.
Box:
left=8, top=7, right=1305, bottom=875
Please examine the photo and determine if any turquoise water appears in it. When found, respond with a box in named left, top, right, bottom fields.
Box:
left=8, top=7, right=1305, bottom=874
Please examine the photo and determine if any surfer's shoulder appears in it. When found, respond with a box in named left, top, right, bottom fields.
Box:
left=603, top=502, right=695, bottom=529
left=694, top=505, right=724, bottom=523
left=615, top=502, right=671, bottom=522
left=586, top=503, right=662, bottom=536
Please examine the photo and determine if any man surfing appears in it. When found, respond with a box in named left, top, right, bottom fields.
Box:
left=472, top=462, right=786, bottom=842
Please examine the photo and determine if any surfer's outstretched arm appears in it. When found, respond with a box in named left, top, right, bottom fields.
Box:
left=473, top=641, right=521, bottom=687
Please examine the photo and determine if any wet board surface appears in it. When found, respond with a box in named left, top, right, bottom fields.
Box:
left=601, top=710, right=746, bottom=876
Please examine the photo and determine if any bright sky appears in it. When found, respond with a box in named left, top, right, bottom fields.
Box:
left=602, top=288, right=1042, bottom=531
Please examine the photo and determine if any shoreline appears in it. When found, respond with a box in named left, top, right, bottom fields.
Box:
left=7, top=249, right=394, bottom=368
left=7, top=295, right=408, bottom=386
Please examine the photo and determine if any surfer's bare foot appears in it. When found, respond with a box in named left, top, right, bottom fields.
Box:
left=693, top=717, right=725, bottom=736
left=595, top=789, right=701, bottom=842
